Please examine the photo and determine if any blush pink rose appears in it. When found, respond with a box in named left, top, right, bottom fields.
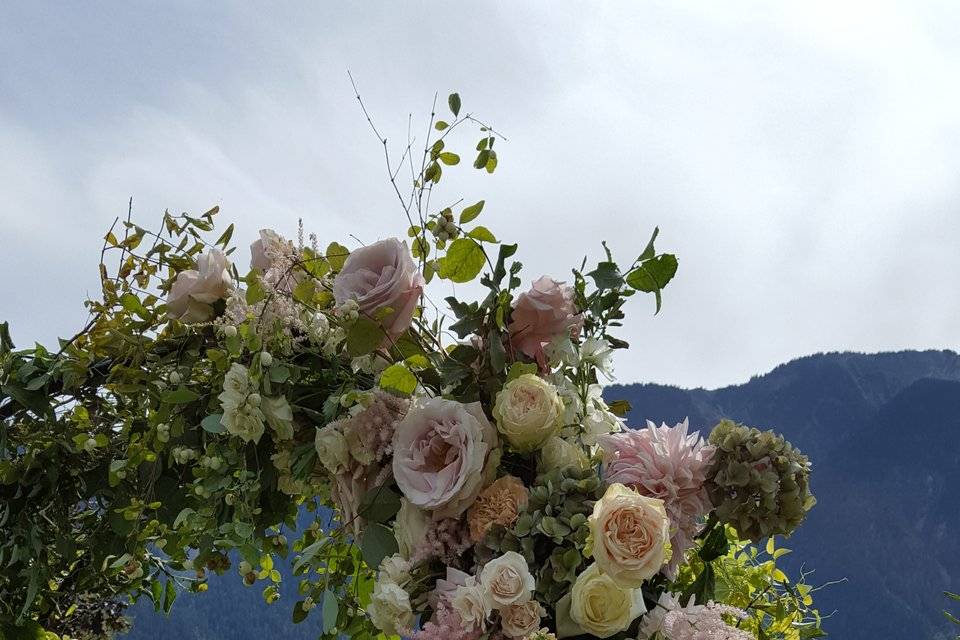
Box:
left=166, top=248, right=232, bottom=323
left=508, top=276, right=582, bottom=361
left=333, top=238, right=424, bottom=339
left=392, top=398, right=500, bottom=519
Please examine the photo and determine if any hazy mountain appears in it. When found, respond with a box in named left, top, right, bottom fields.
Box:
left=126, top=350, right=960, bottom=639
left=606, top=349, right=960, bottom=640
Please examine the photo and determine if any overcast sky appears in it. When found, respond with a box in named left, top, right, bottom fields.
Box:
left=2, top=1, right=958, bottom=389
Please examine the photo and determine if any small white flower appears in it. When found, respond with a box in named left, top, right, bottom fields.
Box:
left=479, top=551, right=536, bottom=610
left=451, top=578, right=490, bottom=632
left=581, top=337, right=615, bottom=380
left=378, top=554, right=412, bottom=586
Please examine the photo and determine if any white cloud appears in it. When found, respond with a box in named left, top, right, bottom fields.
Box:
left=1, top=1, right=958, bottom=389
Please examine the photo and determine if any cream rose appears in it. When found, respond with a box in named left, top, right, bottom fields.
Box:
left=394, top=497, right=429, bottom=559
left=493, top=374, right=563, bottom=452
left=501, top=600, right=547, bottom=639
left=450, top=579, right=490, bottom=632
left=367, top=580, right=413, bottom=636
left=392, top=398, right=500, bottom=518
left=538, top=437, right=590, bottom=473
left=589, top=483, right=670, bottom=587
left=568, top=563, right=646, bottom=638
left=478, top=551, right=535, bottom=610
left=314, top=425, right=349, bottom=475
left=332, top=238, right=424, bottom=339
left=167, top=248, right=232, bottom=323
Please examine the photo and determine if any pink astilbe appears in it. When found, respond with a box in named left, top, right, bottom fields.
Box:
left=598, top=419, right=715, bottom=577
left=411, top=601, right=483, bottom=640
left=410, top=517, right=473, bottom=567
left=661, top=601, right=751, bottom=640
left=329, top=392, right=409, bottom=534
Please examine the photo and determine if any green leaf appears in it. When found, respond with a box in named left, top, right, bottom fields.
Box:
left=245, top=278, right=266, bottom=305
left=459, top=200, right=485, bottom=224
left=321, top=589, right=338, bottom=633
left=507, top=362, right=538, bottom=382
left=379, top=364, right=417, bottom=396
left=626, top=254, right=678, bottom=293
left=292, top=601, right=309, bottom=624
left=424, top=162, right=442, bottom=183
left=625, top=254, right=679, bottom=313
left=346, top=317, right=385, bottom=357
left=607, top=399, right=632, bottom=417
left=467, top=226, right=497, bottom=243
left=292, top=279, right=316, bottom=304
left=474, top=149, right=490, bottom=169
left=448, top=92, right=461, bottom=117
left=439, top=238, right=485, bottom=283
left=164, top=579, right=177, bottom=614
left=162, top=388, right=200, bottom=404
left=587, top=262, right=623, bottom=290
left=358, top=484, right=402, bottom=523
left=201, top=414, right=225, bottom=434
left=151, top=579, right=164, bottom=612
left=435, top=120, right=449, bottom=131
left=439, top=152, right=460, bottom=166
left=360, top=523, right=398, bottom=570
left=215, top=223, right=235, bottom=248
left=326, top=242, right=349, bottom=271
left=120, top=292, right=149, bottom=319
left=639, top=226, right=660, bottom=261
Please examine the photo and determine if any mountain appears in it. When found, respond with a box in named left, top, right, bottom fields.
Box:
left=125, top=350, right=960, bottom=639
left=606, top=349, right=960, bottom=640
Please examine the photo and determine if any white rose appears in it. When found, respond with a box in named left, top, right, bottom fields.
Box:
left=378, top=554, right=412, bottom=586
left=367, top=580, right=413, bottom=637
left=219, top=363, right=252, bottom=410
left=589, top=483, right=670, bottom=587
left=501, top=600, right=547, bottom=639
left=568, top=563, right=645, bottom=638
left=493, top=374, right=563, bottom=452
left=538, top=437, right=590, bottom=473
left=479, top=551, right=535, bottom=610
left=394, top=497, right=429, bottom=559
left=451, top=578, right=490, bottom=632
left=167, top=248, right=232, bottom=323
left=222, top=403, right=265, bottom=444
left=314, top=425, right=349, bottom=475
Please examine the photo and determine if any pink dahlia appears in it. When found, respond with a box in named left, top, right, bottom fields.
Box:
left=598, top=419, right=715, bottom=578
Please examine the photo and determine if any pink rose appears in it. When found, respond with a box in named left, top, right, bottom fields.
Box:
left=392, top=398, right=500, bottom=519
left=166, top=248, right=232, bottom=323
left=333, top=238, right=424, bottom=339
left=508, top=276, right=582, bottom=361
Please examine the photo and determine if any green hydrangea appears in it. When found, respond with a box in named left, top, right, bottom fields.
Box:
left=706, top=419, right=816, bottom=542
left=480, top=464, right=603, bottom=607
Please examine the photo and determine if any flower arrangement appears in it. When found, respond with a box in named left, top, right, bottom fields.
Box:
left=0, top=90, right=824, bottom=640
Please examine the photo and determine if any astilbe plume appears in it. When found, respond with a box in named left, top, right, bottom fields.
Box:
left=598, top=419, right=715, bottom=577
left=410, top=516, right=473, bottom=567
left=329, top=391, right=409, bottom=533
left=639, top=593, right=751, bottom=640
left=410, top=600, right=483, bottom=640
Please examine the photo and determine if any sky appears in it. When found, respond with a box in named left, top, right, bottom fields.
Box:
left=1, top=1, right=959, bottom=390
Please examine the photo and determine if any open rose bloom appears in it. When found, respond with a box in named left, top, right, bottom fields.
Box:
left=166, top=248, right=232, bottom=323
left=333, top=238, right=425, bottom=339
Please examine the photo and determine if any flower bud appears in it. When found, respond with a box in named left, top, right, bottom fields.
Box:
left=260, top=352, right=273, bottom=367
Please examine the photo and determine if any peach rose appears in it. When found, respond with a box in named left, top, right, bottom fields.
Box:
left=467, top=475, right=529, bottom=542
left=508, top=276, right=582, bottom=361
left=479, top=551, right=536, bottom=610
left=333, top=238, right=424, bottom=339
left=166, top=248, right=232, bottom=323
left=501, top=600, right=547, bottom=639
left=588, top=483, right=670, bottom=587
